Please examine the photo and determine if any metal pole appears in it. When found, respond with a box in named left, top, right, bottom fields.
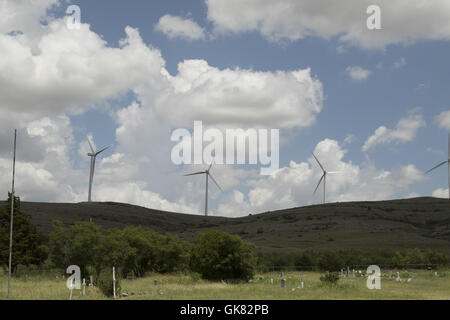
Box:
left=8, top=129, right=17, bottom=298
left=323, top=173, right=326, bottom=204
left=113, top=266, right=116, bottom=299
left=205, top=173, right=208, bottom=216
left=88, top=156, right=94, bottom=202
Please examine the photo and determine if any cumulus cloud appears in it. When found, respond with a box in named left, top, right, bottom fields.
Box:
left=0, top=21, right=165, bottom=115
left=432, top=188, right=449, bottom=198
left=435, top=110, right=450, bottom=130
left=206, top=0, right=450, bottom=49
left=362, top=111, right=426, bottom=152
left=345, top=66, right=371, bottom=81
left=155, top=14, right=207, bottom=41
left=160, top=60, right=324, bottom=128
left=216, top=139, right=425, bottom=216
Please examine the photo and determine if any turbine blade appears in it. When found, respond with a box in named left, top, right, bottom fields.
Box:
left=425, top=161, right=448, bottom=174
left=184, top=171, right=206, bottom=176
left=312, top=152, right=325, bottom=172
left=95, top=145, right=110, bottom=156
left=327, top=171, right=342, bottom=174
left=313, top=174, right=325, bottom=194
left=208, top=161, right=213, bottom=172
left=87, top=137, right=95, bottom=153
left=208, top=173, right=222, bottom=191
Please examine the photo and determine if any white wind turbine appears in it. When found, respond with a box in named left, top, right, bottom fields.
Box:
left=87, top=136, right=110, bottom=202
left=312, top=152, right=341, bottom=204
left=425, top=134, right=450, bottom=199
left=184, top=162, right=222, bottom=216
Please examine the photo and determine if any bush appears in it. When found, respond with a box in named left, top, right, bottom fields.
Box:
left=190, top=230, right=256, bottom=281
left=97, top=268, right=121, bottom=298
left=320, top=272, right=339, bottom=285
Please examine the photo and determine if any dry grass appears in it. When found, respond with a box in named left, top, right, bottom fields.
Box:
left=1, top=269, right=449, bottom=300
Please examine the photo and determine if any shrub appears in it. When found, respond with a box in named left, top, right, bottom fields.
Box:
left=97, top=268, right=121, bottom=298
left=320, top=272, right=339, bottom=285
left=190, top=230, right=256, bottom=281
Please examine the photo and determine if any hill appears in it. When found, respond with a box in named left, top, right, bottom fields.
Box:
left=5, top=197, right=450, bottom=254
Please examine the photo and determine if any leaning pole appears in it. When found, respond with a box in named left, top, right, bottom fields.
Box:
left=8, top=129, right=17, bottom=298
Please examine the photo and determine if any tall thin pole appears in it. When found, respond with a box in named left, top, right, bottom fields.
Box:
left=447, top=161, right=449, bottom=200
left=8, top=129, right=17, bottom=298
left=205, top=173, right=209, bottom=216
left=88, top=156, right=94, bottom=202
left=323, top=173, right=326, bottom=204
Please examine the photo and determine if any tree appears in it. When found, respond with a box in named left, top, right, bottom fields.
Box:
left=121, top=226, right=162, bottom=277
left=49, top=221, right=103, bottom=277
left=0, top=193, right=48, bottom=274
left=318, top=251, right=343, bottom=272
left=156, top=233, right=190, bottom=273
left=190, top=230, right=256, bottom=281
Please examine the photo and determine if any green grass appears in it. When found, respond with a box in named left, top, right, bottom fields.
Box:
left=2, top=270, right=450, bottom=300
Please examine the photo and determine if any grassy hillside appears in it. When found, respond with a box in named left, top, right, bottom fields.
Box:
left=4, top=197, right=450, bottom=254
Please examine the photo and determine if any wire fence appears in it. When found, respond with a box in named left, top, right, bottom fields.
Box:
left=267, top=264, right=441, bottom=272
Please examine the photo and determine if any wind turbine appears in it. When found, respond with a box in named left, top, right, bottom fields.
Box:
left=184, top=162, right=222, bottom=216
left=312, top=152, right=340, bottom=204
left=87, top=136, right=110, bottom=202
left=425, top=134, right=450, bottom=199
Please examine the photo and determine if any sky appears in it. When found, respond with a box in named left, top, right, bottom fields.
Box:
left=0, top=0, right=449, bottom=217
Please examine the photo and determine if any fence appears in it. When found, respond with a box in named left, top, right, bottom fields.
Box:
left=267, top=264, right=441, bottom=272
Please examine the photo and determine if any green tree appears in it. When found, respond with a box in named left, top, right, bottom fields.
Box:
left=190, top=230, right=256, bottom=281
left=49, top=221, right=103, bottom=277
left=121, top=226, right=162, bottom=277
left=0, top=193, right=48, bottom=274
left=318, top=251, right=343, bottom=272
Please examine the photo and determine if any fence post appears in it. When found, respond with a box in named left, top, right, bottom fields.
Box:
left=113, top=266, right=116, bottom=299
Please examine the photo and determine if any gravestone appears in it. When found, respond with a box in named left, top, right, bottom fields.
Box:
left=281, top=279, right=286, bottom=288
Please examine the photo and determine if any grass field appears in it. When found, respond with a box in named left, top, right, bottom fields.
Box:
left=1, top=270, right=450, bottom=300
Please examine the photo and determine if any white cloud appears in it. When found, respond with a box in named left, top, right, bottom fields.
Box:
left=346, top=66, right=371, bottom=81
left=155, top=14, right=206, bottom=41
left=0, top=21, right=166, bottom=115
left=160, top=60, right=323, bottom=129
left=435, top=110, right=450, bottom=130
left=0, top=0, right=59, bottom=41
left=393, top=57, right=406, bottom=69
left=362, top=111, right=426, bottom=152
left=206, top=0, right=450, bottom=49
left=217, top=139, right=425, bottom=216
left=343, top=134, right=356, bottom=145
left=432, top=188, right=449, bottom=198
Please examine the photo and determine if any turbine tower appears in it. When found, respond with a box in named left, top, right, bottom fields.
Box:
left=312, top=152, right=340, bottom=204
left=184, top=162, right=222, bottom=216
left=425, top=134, right=450, bottom=199
left=87, top=137, right=110, bottom=202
